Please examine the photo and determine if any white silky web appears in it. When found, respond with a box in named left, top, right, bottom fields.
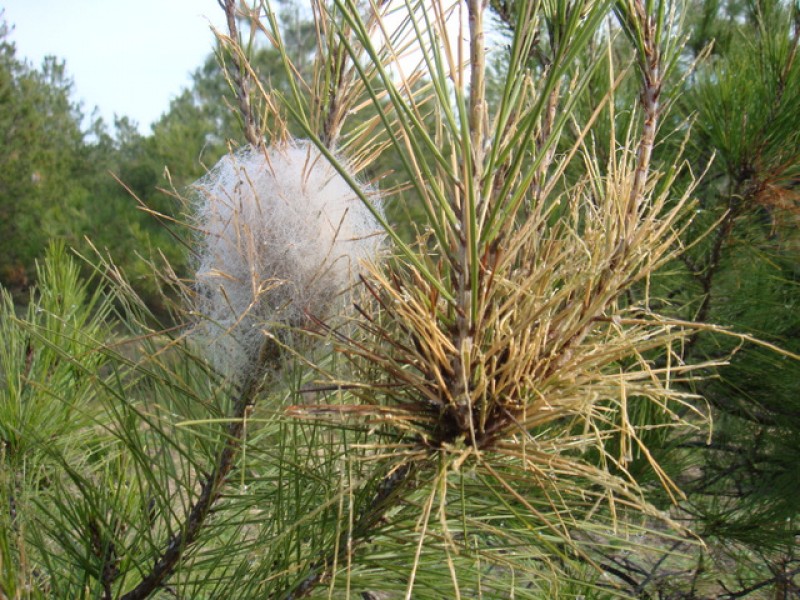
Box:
left=192, top=140, right=384, bottom=376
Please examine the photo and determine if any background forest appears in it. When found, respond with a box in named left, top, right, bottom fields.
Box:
left=1, top=0, right=799, bottom=598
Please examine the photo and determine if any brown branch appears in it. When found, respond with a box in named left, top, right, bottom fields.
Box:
left=681, top=187, right=745, bottom=357
left=694, top=203, right=739, bottom=324
left=493, top=2, right=665, bottom=389
left=89, top=517, right=120, bottom=600
left=628, top=0, right=662, bottom=221
left=218, top=0, right=261, bottom=147
left=121, top=339, right=278, bottom=600
left=599, top=562, right=644, bottom=591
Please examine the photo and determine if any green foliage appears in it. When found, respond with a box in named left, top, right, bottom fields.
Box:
left=670, top=0, right=800, bottom=561
left=0, top=242, right=115, bottom=598
left=0, top=24, right=89, bottom=289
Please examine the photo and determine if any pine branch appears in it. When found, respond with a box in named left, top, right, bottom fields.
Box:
left=89, top=517, right=120, bottom=600
left=218, top=0, right=261, bottom=147
left=468, top=0, right=488, bottom=173
left=627, top=0, right=662, bottom=221
left=121, top=339, right=279, bottom=600
left=315, top=0, right=351, bottom=149
left=693, top=198, right=740, bottom=324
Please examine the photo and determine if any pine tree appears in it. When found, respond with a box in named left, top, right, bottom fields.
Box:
left=1, top=1, right=798, bottom=598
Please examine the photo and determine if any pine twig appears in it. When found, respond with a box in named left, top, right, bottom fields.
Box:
left=121, top=339, right=279, bottom=600
left=692, top=199, right=740, bottom=325
left=468, top=0, right=488, bottom=174
left=628, top=0, right=662, bottom=220
left=219, top=0, right=261, bottom=147
left=89, top=517, right=120, bottom=600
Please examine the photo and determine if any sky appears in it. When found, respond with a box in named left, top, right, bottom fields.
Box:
left=3, top=0, right=225, bottom=134
left=3, top=1, right=482, bottom=136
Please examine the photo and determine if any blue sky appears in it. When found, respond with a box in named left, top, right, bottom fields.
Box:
left=3, top=0, right=225, bottom=133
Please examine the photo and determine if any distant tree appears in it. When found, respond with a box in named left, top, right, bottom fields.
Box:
left=0, top=18, right=88, bottom=291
